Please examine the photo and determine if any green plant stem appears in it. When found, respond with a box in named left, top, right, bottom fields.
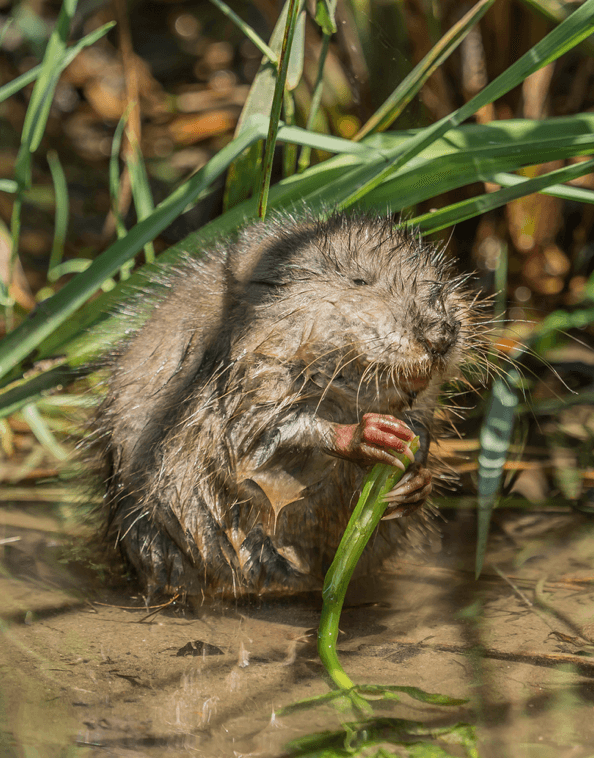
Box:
left=208, top=0, right=277, bottom=66
left=317, top=437, right=420, bottom=699
left=258, top=0, right=300, bottom=220
left=47, top=150, right=69, bottom=281
left=297, top=31, right=331, bottom=173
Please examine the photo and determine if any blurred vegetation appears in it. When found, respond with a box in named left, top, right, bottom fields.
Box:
left=0, top=0, right=594, bottom=566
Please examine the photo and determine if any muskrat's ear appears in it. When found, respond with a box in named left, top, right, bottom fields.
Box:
left=227, top=227, right=297, bottom=303
left=227, top=238, right=271, bottom=289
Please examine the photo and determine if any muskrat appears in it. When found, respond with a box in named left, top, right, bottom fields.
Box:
left=95, top=211, right=486, bottom=598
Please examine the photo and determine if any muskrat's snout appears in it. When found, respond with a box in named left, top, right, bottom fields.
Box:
left=418, top=317, right=461, bottom=358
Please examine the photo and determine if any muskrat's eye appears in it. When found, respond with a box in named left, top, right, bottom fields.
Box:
left=352, top=278, right=368, bottom=286
left=252, top=279, right=283, bottom=288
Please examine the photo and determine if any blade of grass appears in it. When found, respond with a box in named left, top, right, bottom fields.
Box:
left=532, top=304, right=594, bottom=353
left=49, top=259, right=93, bottom=279
left=279, top=8, right=304, bottom=178
left=314, top=0, right=337, bottom=35
left=408, top=157, right=594, bottom=233
left=476, top=368, right=522, bottom=578
left=489, top=170, right=594, bottom=203
left=0, top=366, right=81, bottom=419
left=109, top=107, right=132, bottom=241
left=519, top=0, right=594, bottom=56
left=208, top=0, right=277, bottom=64
left=296, top=31, right=331, bottom=173
left=37, top=394, right=98, bottom=410
left=357, top=684, right=467, bottom=706
left=0, top=117, right=270, bottom=382
left=18, top=0, right=79, bottom=156
left=126, top=144, right=156, bottom=263
left=357, top=121, right=594, bottom=213
left=20, top=402, right=69, bottom=461
left=295, top=0, right=335, bottom=172
left=493, top=243, right=508, bottom=330
left=0, top=22, right=115, bottom=106
left=258, top=0, right=302, bottom=219
left=286, top=6, right=305, bottom=91
left=47, top=150, right=69, bottom=282
left=0, top=65, right=41, bottom=104
left=223, top=0, right=305, bottom=210
left=7, top=19, right=115, bottom=321
left=291, top=115, right=594, bottom=219
left=282, top=91, right=298, bottom=177
left=335, top=0, right=594, bottom=210
left=355, top=0, right=495, bottom=140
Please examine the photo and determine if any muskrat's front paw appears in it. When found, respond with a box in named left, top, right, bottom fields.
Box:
left=381, top=465, right=432, bottom=520
left=333, top=413, right=415, bottom=469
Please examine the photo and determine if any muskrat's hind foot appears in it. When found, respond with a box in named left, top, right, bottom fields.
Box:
left=381, top=465, right=433, bottom=520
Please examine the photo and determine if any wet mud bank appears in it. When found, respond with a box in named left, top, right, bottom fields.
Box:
left=2, top=502, right=594, bottom=757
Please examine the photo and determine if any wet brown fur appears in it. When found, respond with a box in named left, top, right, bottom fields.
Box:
left=93, top=211, right=488, bottom=598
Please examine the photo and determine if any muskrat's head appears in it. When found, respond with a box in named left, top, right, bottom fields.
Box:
left=232, top=212, right=488, bottom=414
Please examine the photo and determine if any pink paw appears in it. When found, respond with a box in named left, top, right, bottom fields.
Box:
left=333, top=413, right=416, bottom=470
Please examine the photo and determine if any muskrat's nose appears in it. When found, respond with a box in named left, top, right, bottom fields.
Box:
left=423, top=319, right=461, bottom=357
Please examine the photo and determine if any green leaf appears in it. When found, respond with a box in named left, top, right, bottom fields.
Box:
left=0, top=119, right=270, bottom=383
left=0, top=22, right=115, bottom=106
left=109, top=106, right=134, bottom=246
left=408, top=158, right=594, bottom=234
left=224, top=0, right=306, bottom=209
left=355, top=0, right=496, bottom=139
left=489, top=170, right=594, bottom=204
left=20, top=0, right=79, bottom=155
left=476, top=370, right=522, bottom=578
left=314, top=0, right=337, bottom=35
left=258, top=0, right=303, bottom=218
left=208, top=0, right=277, bottom=64
left=286, top=9, right=306, bottom=91
left=20, top=403, right=69, bottom=461
left=0, top=180, right=18, bottom=193
left=297, top=32, right=331, bottom=173
left=0, top=365, right=76, bottom=420
left=6, top=19, right=116, bottom=316
left=126, top=145, right=156, bottom=264
left=47, top=150, right=69, bottom=281
left=339, top=0, right=594, bottom=209
left=518, top=0, right=594, bottom=56
left=358, top=685, right=468, bottom=707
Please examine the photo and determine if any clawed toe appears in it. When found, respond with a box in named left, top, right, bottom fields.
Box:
left=380, top=466, right=432, bottom=520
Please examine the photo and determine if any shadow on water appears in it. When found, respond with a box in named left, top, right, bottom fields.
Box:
left=2, top=500, right=594, bottom=757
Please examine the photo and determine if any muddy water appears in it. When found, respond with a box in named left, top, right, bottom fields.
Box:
left=2, top=501, right=594, bottom=757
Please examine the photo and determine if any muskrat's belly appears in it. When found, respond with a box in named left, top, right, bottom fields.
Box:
left=113, top=462, right=402, bottom=598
